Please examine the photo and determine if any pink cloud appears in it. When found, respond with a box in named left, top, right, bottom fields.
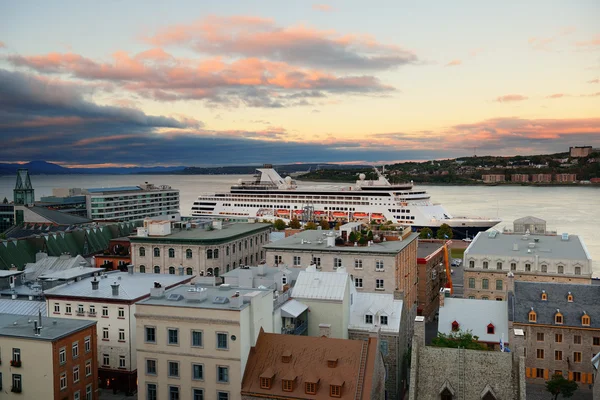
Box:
left=0, top=41, right=5, bottom=48
left=469, top=48, right=484, bottom=57
left=494, top=94, right=528, bottom=103
left=312, top=4, right=333, bottom=12
left=575, top=34, right=600, bottom=48
left=445, top=59, right=462, bottom=67
left=587, top=78, right=599, bottom=84
left=546, top=93, right=567, bottom=99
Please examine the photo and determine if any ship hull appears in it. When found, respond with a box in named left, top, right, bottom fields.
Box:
left=411, top=224, right=495, bottom=239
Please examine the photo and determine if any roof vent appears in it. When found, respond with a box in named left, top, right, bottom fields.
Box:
left=513, top=243, right=519, bottom=251
left=167, top=293, right=184, bottom=301
left=327, top=358, right=338, bottom=368
left=91, top=277, right=99, bottom=291
left=282, top=349, right=292, bottom=363
left=528, top=242, right=535, bottom=248
left=111, top=282, right=120, bottom=296
left=561, top=233, right=569, bottom=241
left=219, top=284, right=232, bottom=291
left=212, top=296, right=229, bottom=304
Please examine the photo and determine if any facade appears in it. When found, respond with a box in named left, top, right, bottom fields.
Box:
left=531, top=174, right=552, bottom=183
left=44, top=269, right=192, bottom=394
left=463, top=230, right=592, bottom=300
left=511, top=174, right=529, bottom=183
left=131, top=221, right=272, bottom=277
left=482, top=174, right=506, bottom=183
left=512, top=216, right=547, bottom=234
left=0, top=203, right=14, bottom=233
left=135, top=283, right=274, bottom=400
left=416, top=240, right=447, bottom=320
left=0, top=313, right=98, bottom=400
left=409, top=316, right=526, bottom=400
left=510, top=280, right=600, bottom=387
left=570, top=146, right=593, bottom=158
left=555, top=173, right=577, bottom=183
left=241, top=329, right=386, bottom=400
left=84, top=183, right=180, bottom=222
left=94, top=237, right=132, bottom=271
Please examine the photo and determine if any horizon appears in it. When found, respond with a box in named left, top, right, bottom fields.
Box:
left=1, top=1, right=599, bottom=167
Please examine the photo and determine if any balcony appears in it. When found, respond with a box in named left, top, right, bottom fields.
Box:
left=282, top=320, right=307, bottom=335
left=10, top=359, right=22, bottom=367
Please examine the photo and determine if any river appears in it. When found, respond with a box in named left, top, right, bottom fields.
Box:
left=1, top=174, right=598, bottom=272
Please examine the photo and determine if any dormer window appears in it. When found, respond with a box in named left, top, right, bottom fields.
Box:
left=305, top=381, right=318, bottom=395
left=555, top=311, right=563, bottom=325
left=327, top=358, right=338, bottom=368
left=529, top=309, right=537, bottom=323
left=380, top=315, right=388, bottom=325
left=330, top=384, right=342, bottom=398
left=260, top=377, right=272, bottom=389
left=365, top=314, right=373, bottom=324
left=487, top=323, right=495, bottom=335
left=260, top=368, right=275, bottom=389
left=282, top=379, right=294, bottom=392
left=541, top=291, right=547, bottom=301
left=282, top=350, right=292, bottom=363
left=567, top=292, right=573, bottom=302
left=451, top=321, right=459, bottom=331
left=582, top=314, right=591, bottom=326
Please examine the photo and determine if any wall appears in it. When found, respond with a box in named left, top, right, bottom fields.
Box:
left=295, top=298, right=346, bottom=339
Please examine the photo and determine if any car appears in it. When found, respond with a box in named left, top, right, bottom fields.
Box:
left=463, top=237, right=473, bottom=242
left=451, top=259, right=462, bottom=267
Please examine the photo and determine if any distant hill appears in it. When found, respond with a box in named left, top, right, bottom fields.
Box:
left=175, top=163, right=370, bottom=175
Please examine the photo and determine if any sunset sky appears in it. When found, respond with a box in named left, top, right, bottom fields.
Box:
left=1, top=0, right=599, bottom=167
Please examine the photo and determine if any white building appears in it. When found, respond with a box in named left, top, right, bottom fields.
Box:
left=221, top=264, right=301, bottom=292
left=43, top=268, right=192, bottom=394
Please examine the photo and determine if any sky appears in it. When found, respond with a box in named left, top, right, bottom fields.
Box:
left=1, top=0, right=599, bottom=167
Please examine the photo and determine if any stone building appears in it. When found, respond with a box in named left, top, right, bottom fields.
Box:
left=409, top=316, right=526, bottom=400
left=511, top=174, right=529, bottom=183
left=555, top=173, right=577, bottom=183
left=463, top=228, right=592, bottom=300
left=94, top=237, right=131, bottom=270
left=482, top=174, right=506, bottom=183
left=416, top=240, right=447, bottom=320
left=509, top=280, right=600, bottom=387
left=130, top=220, right=272, bottom=277
left=531, top=174, right=552, bottom=183
left=570, top=146, right=593, bottom=158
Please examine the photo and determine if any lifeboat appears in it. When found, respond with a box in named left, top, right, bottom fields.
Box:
left=294, top=210, right=303, bottom=215
left=332, top=212, right=347, bottom=218
left=277, top=209, right=290, bottom=216
left=353, top=212, right=368, bottom=218
left=371, top=213, right=384, bottom=219
left=314, top=211, right=325, bottom=216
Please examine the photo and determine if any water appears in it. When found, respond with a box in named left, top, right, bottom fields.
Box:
left=1, top=174, right=598, bottom=272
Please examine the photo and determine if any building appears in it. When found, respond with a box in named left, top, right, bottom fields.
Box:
left=0, top=202, right=14, bottom=233
left=221, top=264, right=301, bottom=292
left=0, top=312, right=98, bottom=399
left=531, top=174, right=552, bottom=183
left=135, top=283, right=274, bottom=400
left=130, top=220, right=272, bottom=277
left=438, top=294, right=509, bottom=350
left=44, top=269, right=193, bottom=394
left=511, top=174, right=529, bottom=183
left=13, top=205, right=92, bottom=226
left=94, top=237, right=132, bottom=270
left=0, top=298, right=46, bottom=316
left=416, top=240, right=447, bottom=320
left=509, top=280, right=600, bottom=387
left=408, top=316, right=526, bottom=400
left=512, top=216, right=548, bottom=235
left=463, top=229, right=592, bottom=300
left=38, top=188, right=87, bottom=217
left=482, top=174, right=506, bottom=183
left=570, top=146, right=593, bottom=158
left=593, top=352, right=600, bottom=400
left=555, top=173, right=577, bottom=183
left=348, top=292, right=405, bottom=400
left=241, top=329, right=386, bottom=400
left=84, top=183, right=180, bottom=222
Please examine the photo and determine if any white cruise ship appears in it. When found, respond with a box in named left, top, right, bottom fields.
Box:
left=191, top=165, right=500, bottom=238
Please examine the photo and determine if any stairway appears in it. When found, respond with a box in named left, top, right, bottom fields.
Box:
left=354, top=340, right=369, bottom=400
left=457, top=347, right=465, bottom=400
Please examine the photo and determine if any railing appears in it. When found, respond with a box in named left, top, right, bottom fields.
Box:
left=282, top=320, right=307, bottom=335
left=273, top=291, right=291, bottom=309
left=10, top=359, right=22, bottom=368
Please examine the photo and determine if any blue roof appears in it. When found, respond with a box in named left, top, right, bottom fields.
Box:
left=86, top=186, right=142, bottom=193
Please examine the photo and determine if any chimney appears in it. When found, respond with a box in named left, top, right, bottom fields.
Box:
left=127, top=264, right=134, bottom=274
left=319, top=323, right=331, bottom=338
left=178, top=265, right=184, bottom=276
left=150, top=282, right=165, bottom=298
left=414, top=316, right=426, bottom=346
left=91, top=277, right=99, bottom=290
left=439, top=287, right=451, bottom=308
left=79, top=260, right=87, bottom=268
left=326, top=233, right=335, bottom=247
left=111, top=282, right=120, bottom=296
left=38, top=308, right=43, bottom=329
left=34, top=320, right=39, bottom=336
left=506, top=271, right=515, bottom=295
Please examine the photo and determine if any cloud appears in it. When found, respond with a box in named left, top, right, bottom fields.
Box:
left=528, top=36, right=555, bottom=51
left=145, top=15, right=418, bottom=71
left=0, top=41, right=5, bottom=48
left=575, top=34, right=600, bottom=49
left=581, top=92, right=600, bottom=97
left=445, top=59, right=462, bottom=67
left=312, top=4, right=333, bottom=12
left=588, top=78, right=599, bottom=84
left=494, top=94, right=528, bottom=103
left=546, top=93, right=568, bottom=99
left=469, top=48, right=484, bottom=57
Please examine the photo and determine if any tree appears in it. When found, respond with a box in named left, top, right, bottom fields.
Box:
left=288, top=218, right=301, bottom=229
left=2, top=197, right=8, bottom=204
left=273, top=219, right=287, bottom=231
left=304, top=221, right=318, bottom=230
left=419, top=228, right=434, bottom=239
left=436, top=223, right=453, bottom=239
left=546, top=374, right=578, bottom=399
left=431, top=330, right=488, bottom=350
left=367, top=230, right=373, bottom=241
left=319, top=219, right=330, bottom=230
left=348, top=231, right=359, bottom=243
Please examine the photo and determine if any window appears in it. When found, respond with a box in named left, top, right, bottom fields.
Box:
left=536, top=349, right=544, bottom=359
left=260, top=377, right=272, bottom=389
left=541, top=292, right=547, bottom=300
left=312, top=257, right=321, bottom=267
left=380, top=315, right=388, bottom=325
left=147, top=384, right=157, bottom=400
left=555, top=350, right=563, bottom=361
left=193, top=389, right=204, bottom=400
left=146, top=359, right=157, bottom=375
left=496, top=262, right=502, bottom=270
left=575, top=266, right=581, bottom=275
left=169, top=266, right=175, bottom=274
left=365, top=314, right=373, bottom=324
left=558, top=265, right=564, bottom=274
left=541, top=264, right=547, bottom=273
left=75, top=391, right=80, bottom=400
left=305, top=382, right=317, bottom=395
left=186, top=267, right=193, bottom=275
left=376, top=260, right=384, bottom=271
left=207, top=249, right=213, bottom=259
left=119, top=355, right=126, bottom=368
left=86, top=384, right=92, bottom=400
left=85, top=360, right=92, bottom=377
left=354, top=259, right=363, bottom=269
left=153, top=248, right=160, bottom=257
left=293, top=256, right=301, bottom=266
left=536, top=368, right=544, bottom=378
left=192, top=364, right=203, bottom=380
left=169, top=386, right=180, bottom=400
left=103, top=354, right=109, bottom=366
left=330, top=385, right=342, bottom=397
left=168, top=328, right=179, bottom=345
left=54, top=303, right=60, bottom=313
left=567, top=293, right=573, bottom=302
left=214, top=249, right=219, bottom=258
left=73, top=366, right=80, bottom=383
left=555, top=313, right=563, bottom=324
left=583, top=315, right=591, bottom=326
left=469, top=260, right=474, bottom=268
left=496, top=280, right=503, bottom=290
left=118, top=307, right=125, bottom=318
left=118, top=329, right=126, bottom=342
left=574, top=335, right=582, bottom=345
left=169, top=361, right=180, bottom=377
left=274, top=255, right=281, bottom=265
left=217, top=333, right=228, bottom=349
left=102, top=306, right=108, bottom=317
left=483, top=261, right=488, bottom=269
left=482, top=279, right=489, bottom=289
left=66, top=304, right=72, bottom=314
left=192, top=330, right=203, bottom=347
left=145, top=326, right=156, bottom=343
left=282, top=275, right=288, bottom=285
left=481, top=296, right=489, bottom=300
left=510, top=262, right=516, bottom=271
left=376, top=279, right=384, bottom=290
left=154, top=266, right=160, bottom=273
left=140, top=247, right=146, bottom=256
left=89, top=305, right=96, bottom=315
left=380, top=339, right=389, bottom=356
left=468, top=278, right=475, bottom=289
left=555, top=333, right=563, bottom=343
left=168, top=248, right=175, bottom=258
left=282, top=379, right=294, bottom=392
left=594, top=337, right=600, bottom=346
left=487, top=324, right=495, bottom=334
left=102, top=327, right=109, bottom=340
left=185, top=249, right=193, bottom=259
left=139, top=265, right=145, bottom=273
left=525, top=263, right=531, bottom=272
left=354, top=278, right=363, bottom=288
left=72, top=341, right=79, bottom=358
left=555, top=370, right=563, bottom=377
left=334, top=258, right=342, bottom=269
left=574, top=352, right=582, bottom=363
left=60, top=372, right=67, bottom=390
left=537, top=332, right=544, bottom=341
left=217, top=392, right=229, bottom=400
left=217, top=366, right=229, bottom=383
left=573, top=372, right=582, bottom=382
left=529, top=310, right=537, bottom=322
left=59, top=347, right=66, bottom=364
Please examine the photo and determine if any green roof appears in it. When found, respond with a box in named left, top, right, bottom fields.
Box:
left=130, top=223, right=272, bottom=245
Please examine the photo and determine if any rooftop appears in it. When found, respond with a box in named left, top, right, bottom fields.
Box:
left=0, top=270, right=23, bottom=278
left=417, top=241, right=445, bottom=260
left=0, top=300, right=46, bottom=316
left=24, top=254, right=90, bottom=282
left=465, top=231, right=591, bottom=261
left=0, top=313, right=95, bottom=341
left=264, top=229, right=418, bottom=254
left=27, top=206, right=91, bottom=225
left=44, top=271, right=192, bottom=302
left=85, top=186, right=142, bottom=193
left=438, top=297, right=509, bottom=343
left=38, top=266, right=104, bottom=281
left=511, top=281, right=600, bottom=328
left=349, top=292, right=403, bottom=333
left=130, top=222, right=271, bottom=244
left=291, top=268, right=351, bottom=301
left=221, top=265, right=301, bottom=282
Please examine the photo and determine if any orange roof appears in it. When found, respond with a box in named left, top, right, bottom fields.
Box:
left=241, top=329, right=381, bottom=399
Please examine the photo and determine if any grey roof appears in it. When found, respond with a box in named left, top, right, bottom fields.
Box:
left=511, top=281, right=600, bottom=328
left=417, top=241, right=445, bottom=259
left=86, top=186, right=142, bottom=193
left=39, top=266, right=104, bottom=281
left=24, top=254, right=90, bottom=281
left=44, top=271, right=192, bottom=302
left=29, top=206, right=91, bottom=225
left=466, top=231, right=591, bottom=261
left=221, top=265, right=301, bottom=281
left=264, top=230, right=418, bottom=254
left=292, top=269, right=350, bottom=301
left=130, top=223, right=271, bottom=244
left=438, top=298, right=509, bottom=343
left=0, top=299, right=46, bottom=316
left=0, top=313, right=95, bottom=341
left=348, top=292, right=403, bottom=334
left=514, top=216, right=546, bottom=224
left=137, top=284, right=272, bottom=310
left=0, top=270, right=24, bottom=278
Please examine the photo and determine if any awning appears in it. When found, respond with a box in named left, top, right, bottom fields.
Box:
left=281, top=299, right=308, bottom=318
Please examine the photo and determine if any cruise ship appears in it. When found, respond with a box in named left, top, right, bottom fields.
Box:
left=191, top=165, right=501, bottom=238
